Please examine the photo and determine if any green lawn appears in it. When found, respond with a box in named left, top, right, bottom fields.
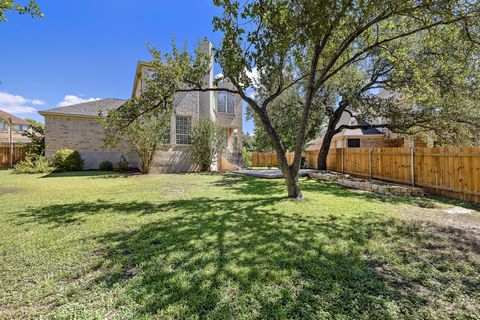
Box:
left=1, top=170, right=479, bottom=319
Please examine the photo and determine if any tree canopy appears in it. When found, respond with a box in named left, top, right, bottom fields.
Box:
left=111, top=0, right=480, bottom=199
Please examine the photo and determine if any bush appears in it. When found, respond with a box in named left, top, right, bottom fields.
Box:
left=98, top=160, right=113, bottom=171
left=191, top=119, right=224, bottom=171
left=52, top=148, right=84, bottom=171
left=113, top=155, right=129, bottom=172
left=242, top=147, right=252, bottom=168
left=13, top=155, right=54, bottom=174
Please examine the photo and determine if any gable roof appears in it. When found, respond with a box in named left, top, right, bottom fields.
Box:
left=357, top=120, right=383, bottom=135
left=39, top=98, right=127, bottom=118
left=0, top=109, right=28, bottom=125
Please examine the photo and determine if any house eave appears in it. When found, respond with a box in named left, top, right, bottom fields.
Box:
left=39, top=112, right=103, bottom=120
left=131, top=61, right=152, bottom=98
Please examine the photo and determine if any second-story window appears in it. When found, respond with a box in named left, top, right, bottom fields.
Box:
left=0, top=121, right=6, bottom=132
left=218, top=92, right=235, bottom=115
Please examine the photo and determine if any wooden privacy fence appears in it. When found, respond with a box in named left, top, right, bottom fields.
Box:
left=0, top=145, right=26, bottom=167
left=252, top=147, right=480, bottom=204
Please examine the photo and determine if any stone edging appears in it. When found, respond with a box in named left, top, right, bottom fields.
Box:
left=308, top=171, right=424, bottom=197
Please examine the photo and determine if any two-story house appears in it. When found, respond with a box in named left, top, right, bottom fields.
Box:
left=40, top=40, right=243, bottom=172
left=0, top=109, right=32, bottom=145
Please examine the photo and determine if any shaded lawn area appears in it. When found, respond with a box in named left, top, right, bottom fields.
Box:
left=0, top=171, right=479, bottom=319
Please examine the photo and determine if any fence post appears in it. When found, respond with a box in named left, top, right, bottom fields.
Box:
left=9, top=118, right=13, bottom=168
left=368, top=148, right=372, bottom=180
left=410, top=146, right=415, bottom=187
left=341, top=148, right=345, bottom=173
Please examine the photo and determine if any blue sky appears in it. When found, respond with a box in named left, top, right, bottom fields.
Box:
left=0, top=0, right=254, bottom=132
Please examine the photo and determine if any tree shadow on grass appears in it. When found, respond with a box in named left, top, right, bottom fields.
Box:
left=14, top=173, right=480, bottom=317
left=15, top=181, right=480, bottom=318
left=73, top=197, right=478, bottom=318
left=218, top=174, right=480, bottom=212
left=16, top=200, right=161, bottom=227
left=39, top=171, right=132, bottom=179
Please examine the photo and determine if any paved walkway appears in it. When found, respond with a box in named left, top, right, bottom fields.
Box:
left=235, top=169, right=320, bottom=179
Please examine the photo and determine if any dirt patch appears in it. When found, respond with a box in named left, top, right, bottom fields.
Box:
left=0, top=186, right=24, bottom=195
left=400, top=205, right=480, bottom=252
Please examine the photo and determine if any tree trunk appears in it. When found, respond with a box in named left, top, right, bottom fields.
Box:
left=278, top=158, right=303, bottom=200
left=252, top=105, right=304, bottom=200
left=285, top=167, right=303, bottom=200
left=317, top=100, right=348, bottom=170
left=317, top=129, right=335, bottom=170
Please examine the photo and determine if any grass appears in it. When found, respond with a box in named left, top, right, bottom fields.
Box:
left=0, top=170, right=479, bottom=319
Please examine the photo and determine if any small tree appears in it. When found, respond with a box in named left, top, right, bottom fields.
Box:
left=190, top=119, right=224, bottom=172
left=22, top=119, right=45, bottom=156
left=102, top=67, right=174, bottom=174
left=103, top=114, right=170, bottom=174
left=128, top=117, right=170, bottom=174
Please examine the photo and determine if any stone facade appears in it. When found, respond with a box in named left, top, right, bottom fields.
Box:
left=44, top=115, right=138, bottom=169
left=358, top=137, right=405, bottom=148
left=152, top=90, right=200, bottom=173
left=331, top=136, right=406, bottom=149
left=41, top=89, right=215, bottom=172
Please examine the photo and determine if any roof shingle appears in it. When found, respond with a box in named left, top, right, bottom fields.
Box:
left=39, top=98, right=126, bottom=117
left=0, top=109, right=28, bottom=125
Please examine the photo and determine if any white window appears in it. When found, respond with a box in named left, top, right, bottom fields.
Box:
left=145, top=70, right=155, bottom=79
left=175, top=116, right=191, bottom=145
left=0, top=121, right=6, bottom=132
left=217, top=92, right=235, bottom=115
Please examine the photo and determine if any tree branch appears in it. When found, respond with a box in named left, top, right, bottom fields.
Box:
left=322, top=12, right=479, bottom=85
left=334, top=123, right=389, bottom=135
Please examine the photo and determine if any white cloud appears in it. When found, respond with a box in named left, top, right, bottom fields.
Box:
left=0, top=92, right=28, bottom=106
left=31, top=99, right=45, bottom=106
left=57, top=95, right=100, bottom=107
left=246, top=67, right=259, bottom=86
left=0, top=92, right=43, bottom=116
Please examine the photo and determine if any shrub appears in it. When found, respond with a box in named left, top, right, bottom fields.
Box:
left=113, top=155, right=129, bottom=172
left=242, top=147, right=252, bottom=168
left=102, top=108, right=171, bottom=174
left=98, top=160, right=113, bottom=171
left=191, top=119, right=224, bottom=171
left=52, top=149, right=84, bottom=171
left=13, top=155, right=53, bottom=174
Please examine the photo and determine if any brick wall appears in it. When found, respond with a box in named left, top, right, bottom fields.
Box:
left=44, top=90, right=202, bottom=171
left=44, top=116, right=138, bottom=169
left=359, top=137, right=405, bottom=148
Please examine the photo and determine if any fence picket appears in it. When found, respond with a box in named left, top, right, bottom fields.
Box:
left=251, top=147, right=480, bottom=203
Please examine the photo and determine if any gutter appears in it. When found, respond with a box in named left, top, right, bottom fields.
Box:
left=38, top=112, right=104, bottom=120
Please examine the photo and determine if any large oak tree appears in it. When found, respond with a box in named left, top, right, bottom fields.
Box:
left=109, top=0, right=480, bottom=199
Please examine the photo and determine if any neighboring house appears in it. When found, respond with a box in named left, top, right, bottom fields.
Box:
left=306, top=94, right=411, bottom=151
left=0, top=109, right=32, bottom=145
left=40, top=39, right=243, bottom=172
